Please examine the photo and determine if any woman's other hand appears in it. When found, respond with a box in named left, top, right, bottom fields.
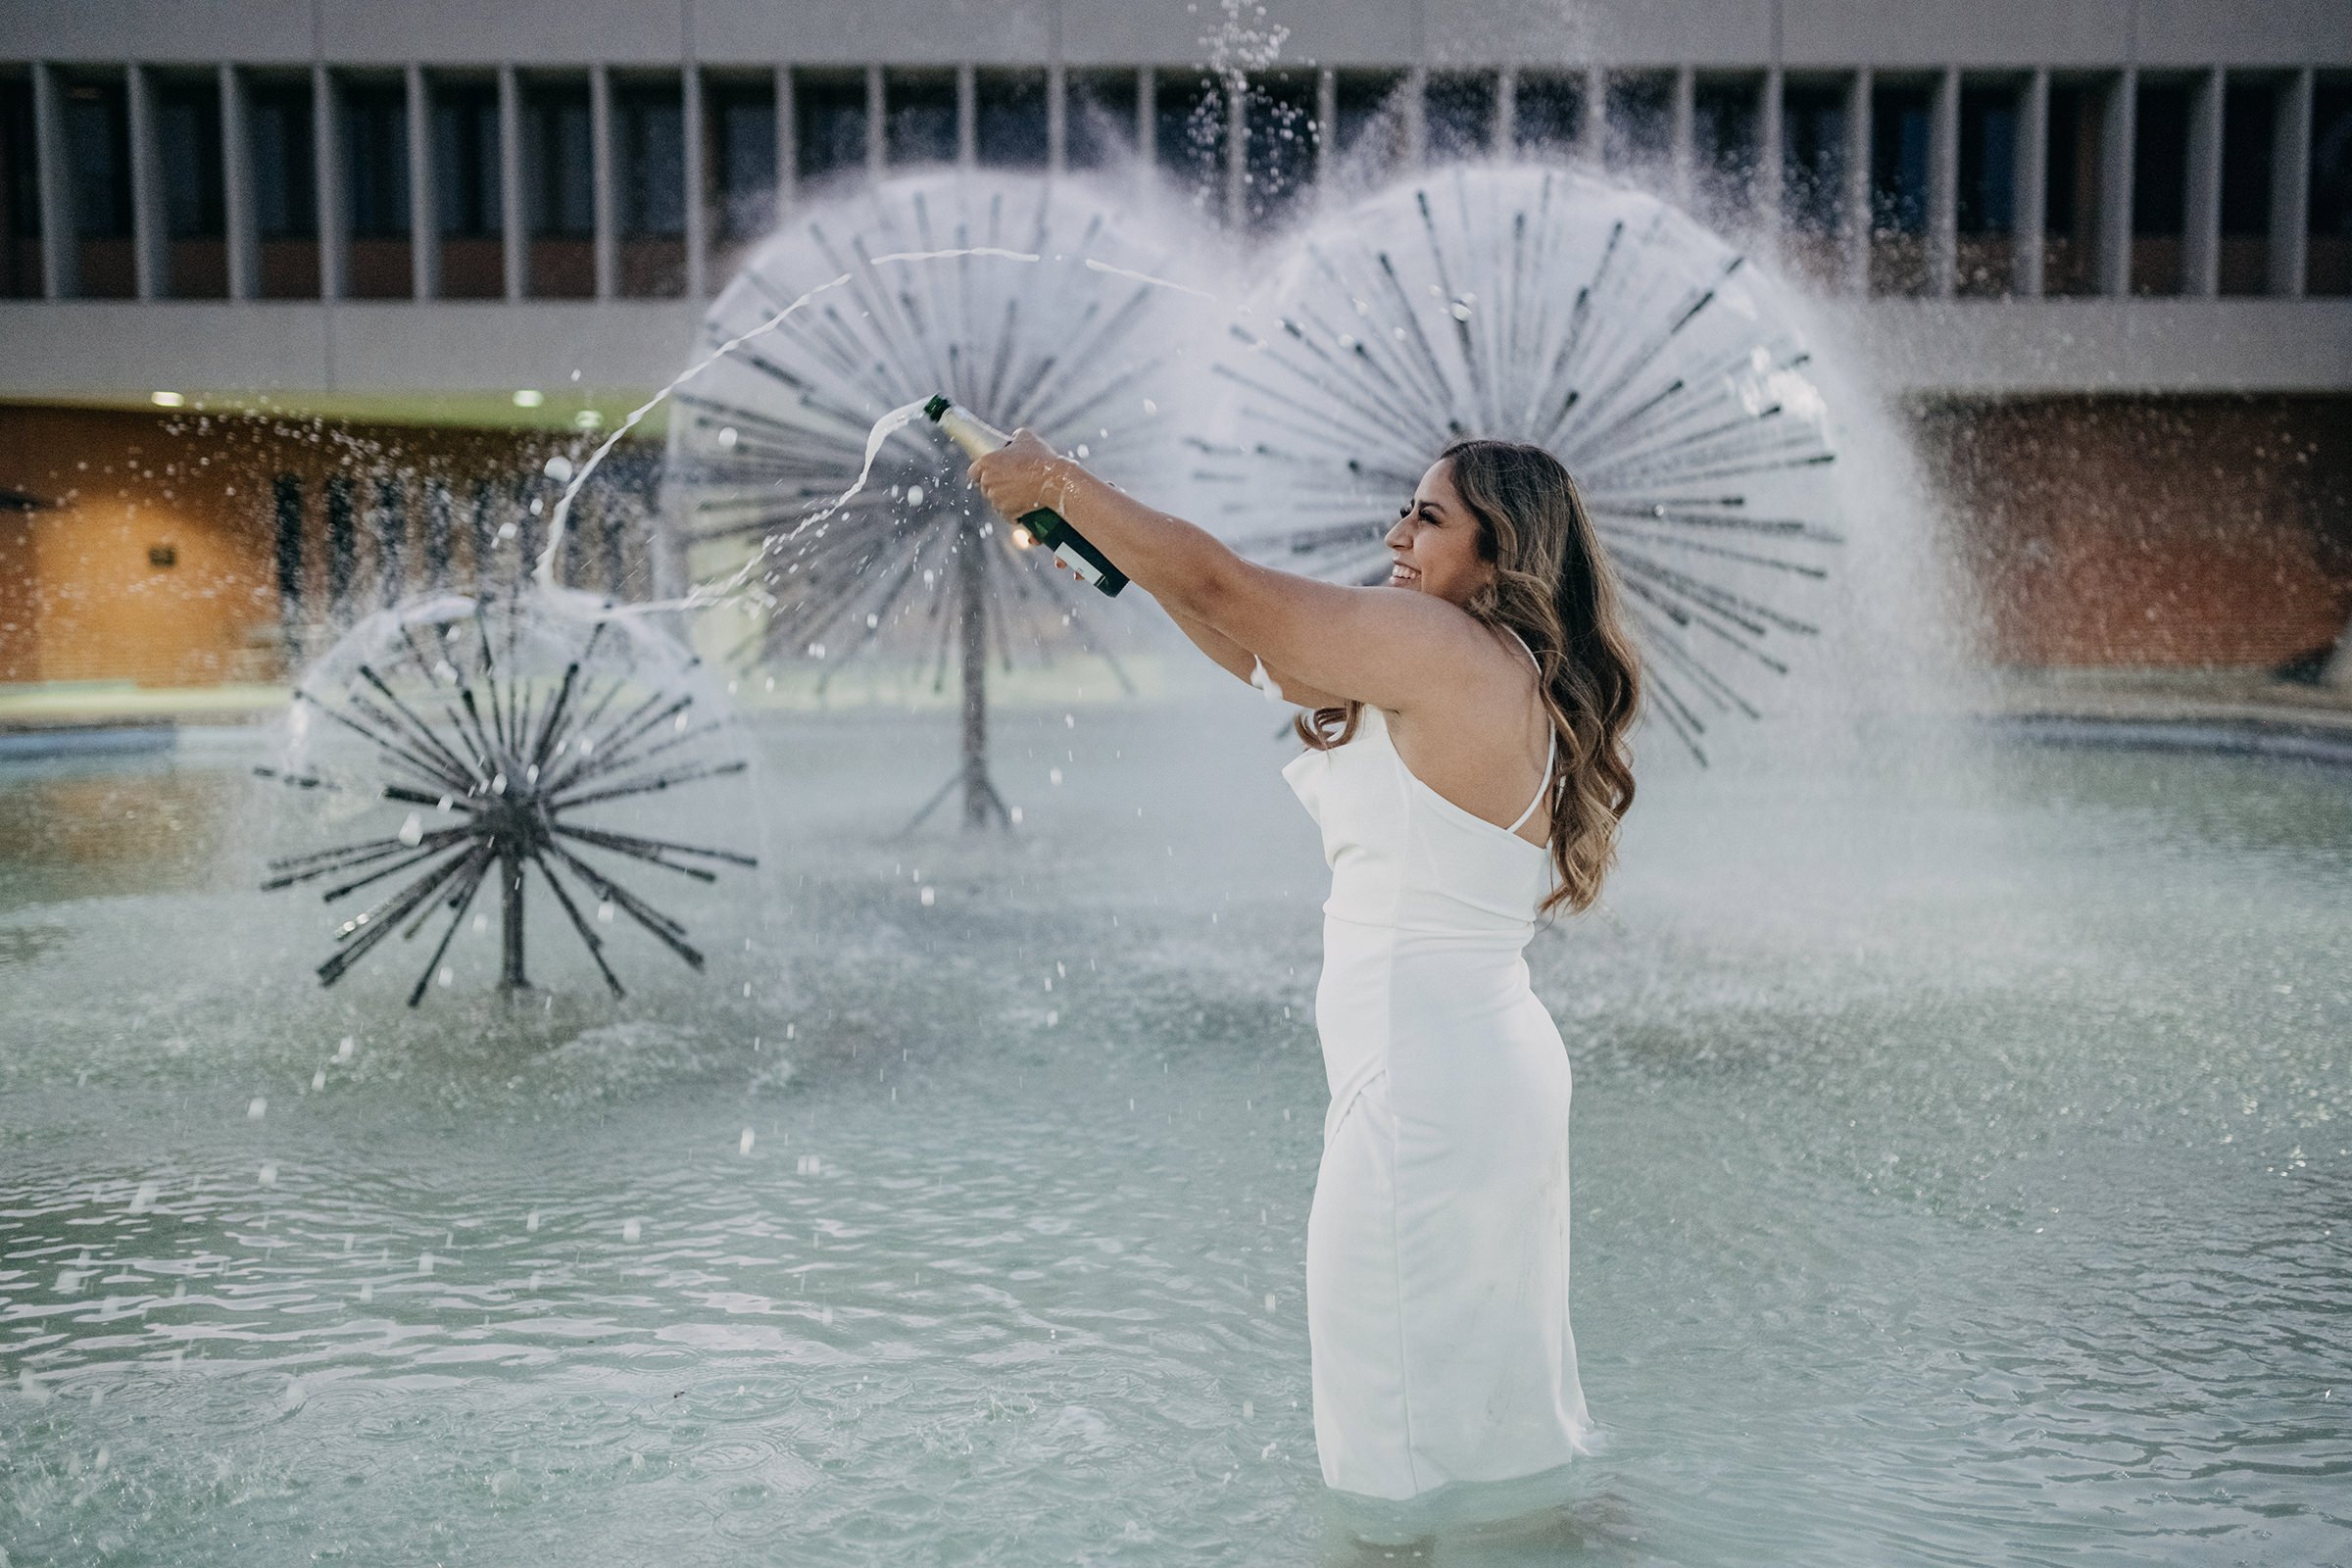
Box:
left=967, top=428, right=1074, bottom=522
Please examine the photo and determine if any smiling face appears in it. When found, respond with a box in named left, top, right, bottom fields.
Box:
left=1384, top=458, right=1496, bottom=606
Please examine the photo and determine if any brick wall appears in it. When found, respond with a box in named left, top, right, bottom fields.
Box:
left=1917, top=395, right=2352, bottom=670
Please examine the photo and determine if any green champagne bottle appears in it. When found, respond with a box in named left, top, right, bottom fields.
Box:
left=923, top=395, right=1129, bottom=597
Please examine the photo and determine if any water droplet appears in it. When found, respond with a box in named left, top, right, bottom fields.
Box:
left=1049, top=767, right=1063, bottom=786
left=919, top=886, right=936, bottom=906
left=717, top=426, right=739, bottom=449
left=543, top=455, right=575, bottom=481
left=247, top=1098, right=267, bottom=1120
left=622, top=1218, right=641, bottom=1243
left=397, top=812, right=423, bottom=847
left=259, top=1163, right=277, bottom=1186
left=739, top=1128, right=756, bottom=1155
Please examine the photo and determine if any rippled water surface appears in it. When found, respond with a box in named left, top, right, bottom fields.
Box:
left=3, top=700, right=2347, bottom=1565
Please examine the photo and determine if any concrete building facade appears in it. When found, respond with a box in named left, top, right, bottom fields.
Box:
left=1, top=0, right=2348, bottom=682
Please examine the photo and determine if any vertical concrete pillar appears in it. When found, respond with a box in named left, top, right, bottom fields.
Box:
left=1226, top=73, right=1247, bottom=220
left=1314, top=67, right=1337, bottom=191
left=1046, top=63, right=1067, bottom=173
left=1403, top=66, right=1428, bottom=169
left=127, top=65, right=168, bottom=300
left=2270, top=68, right=2311, bottom=297
left=2181, top=67, right=2223, bottom=297
left=2097, top=69, right=2134, bottom=297
left=1669, top=66, right=1696, bottom=203
left=315, top=64, right=345, bottom=300
left=589, top=65, right=615, bottom=300
left=220, top=63, right=258, bottom=300
left=499, top=65, right=525, bottom=300
left=408, top=64, right=438, bottom=300
left=32, top=63, right=77, bottom=298
left=2014, top=68, right=2048, bottom=297
left=682, top=66, right=707, bottom=297
left=774, top=67, right=797, bottom=213
left=1841, top=69, right=1871, bottom=295
left=1757, top=67, right=1784, bottom=260
left=864, top=65, right=885, bottom=181
left=956, top=64, right=976, bottom=167
left=1929, top=66, right=1959, bottom=296
left=1135, top=67, right=1153, bottom=161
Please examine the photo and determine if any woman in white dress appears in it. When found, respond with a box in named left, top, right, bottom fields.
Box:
left=968, top=434, right=1641, bottom=1533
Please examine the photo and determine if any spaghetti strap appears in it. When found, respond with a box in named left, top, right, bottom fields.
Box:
left=1502, top=629, right=1552, bottom=837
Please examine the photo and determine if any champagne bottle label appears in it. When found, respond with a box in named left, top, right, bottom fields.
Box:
left=921, top=395, right=1129, bottom=597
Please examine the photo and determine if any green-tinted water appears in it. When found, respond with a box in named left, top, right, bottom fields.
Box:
left=3, top=702, right=2346, bottom=1564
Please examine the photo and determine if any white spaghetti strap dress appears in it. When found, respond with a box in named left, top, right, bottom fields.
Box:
left=1280, top=633, right=1601, bottom=1524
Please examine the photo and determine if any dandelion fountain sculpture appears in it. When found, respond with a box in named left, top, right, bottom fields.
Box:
left=664, top=169, right=1210, bottom=828
left=1200, top=165, right=1846, bottom=762
left=257, top=584, right=758, bottom=1004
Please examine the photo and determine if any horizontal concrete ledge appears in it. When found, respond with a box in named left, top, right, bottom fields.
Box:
left=0, top=724, right=177, bottom=760
left=1813, top=298, right=2352, bottom=397
left=0, top=297, right=2345, bottom=415
left=0, top=301, right=704, bottom=416
left=1995, top=714, right=2352, bottom=767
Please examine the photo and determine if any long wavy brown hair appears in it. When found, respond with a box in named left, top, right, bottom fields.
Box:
left=1295, top=439, right=1642, bottom=916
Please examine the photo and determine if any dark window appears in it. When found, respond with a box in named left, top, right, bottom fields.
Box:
left=325, top=476, right=357, bottom=610
left=2313, top=80, right=2352, bottom=295
left=1692, top=76, right=1759, bottom=221
left=2219, top=82, right=2275, bottom=235
left=1604, top=73, right=1671, bottom=173
left=614, top=82, right=682, bottom=236
left=433, top=83, right=501, bottom=238
left=885, top=69, right=956, bottom=166
left=157, top=79, right=224, bottom=239
left=709, top=79, right=774, bottom=239
left=1782, top=82, right=1847, bottom=234
left=1065, top=70, right=1136, bottom=170
left=1334, top=70, right=1408, bottom=174
left=975, top=69, right=1047, bottom=168
left=1513, top=71, right=1584, bottom=155
left=2045, top=84, right=2085, bottom=236
left=2312, top=82, right=2352, bottom=237
left=1425, top=71, right=1495, bottom=163
left=66, top=79, right=132, bottom=239
left=1155, top=74, right=1227, bottom=216
left=794, top=70, right=866, bottom=182
left=1, top=77, right=38, bottom=297
left=249, top=81, right=317, bottom=238
left=1244, top=71, right=1316, bottom=229
left=525, top=82, right=592, bottom=237
left=1870, top=82, right=1932, bottom=234
left=273, top=475, right=305, bottom=625
left=341, top=83, right=410, bottom=238
left=2132, top=80, right=2190, bottom=235
left=1957, top=86, right=2017, bottom=233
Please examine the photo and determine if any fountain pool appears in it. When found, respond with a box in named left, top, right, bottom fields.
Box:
left=2, top=694, right=2345, bottom=1564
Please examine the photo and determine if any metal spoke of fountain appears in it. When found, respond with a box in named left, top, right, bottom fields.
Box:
left=258, top=586, right=757, bottom=1004
left=665, top=170, right=1205, bottom=829
left=1196, top=165, right=1845, bottom=763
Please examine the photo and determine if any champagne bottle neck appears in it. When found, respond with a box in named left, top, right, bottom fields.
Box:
left=934, top=404, right=1008, bottom=461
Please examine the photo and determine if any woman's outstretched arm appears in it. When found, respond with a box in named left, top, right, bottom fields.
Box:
left=967, top=431, right=1489, bottom=715
left=1161, top=604, right=1344, bottom=709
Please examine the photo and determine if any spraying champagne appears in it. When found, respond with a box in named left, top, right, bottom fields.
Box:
left=923, top=396, right=1128, bottom=597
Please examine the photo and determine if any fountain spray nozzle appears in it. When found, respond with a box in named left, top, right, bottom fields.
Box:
left=923, top=394, right=1128, bottom=598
